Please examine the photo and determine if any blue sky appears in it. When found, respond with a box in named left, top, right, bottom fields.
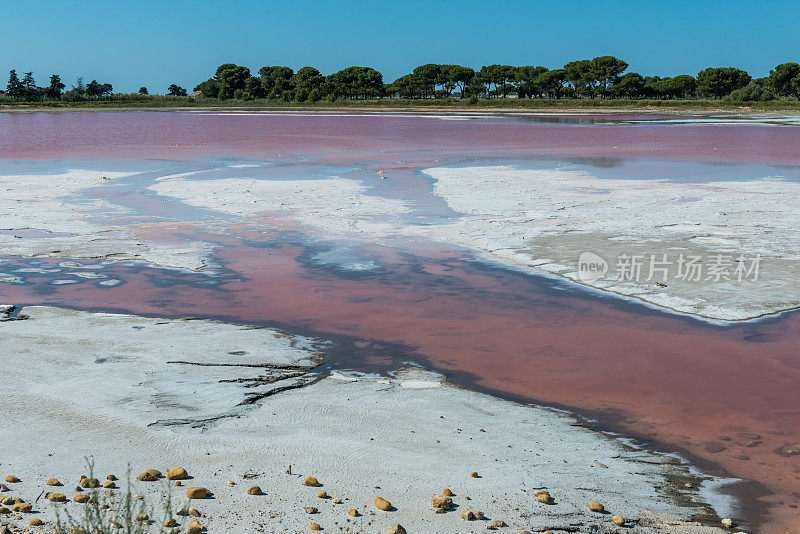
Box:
left=2, top=0, right=798, bottom=93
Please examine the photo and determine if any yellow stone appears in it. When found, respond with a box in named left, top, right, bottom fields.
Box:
left=136, top=514, right=149, bottom=522
left=80, top=478, right=99, bottom=488
left=103, top=481, right=116, bottom=489
left=374, top=496, right=392, bottom=511
left=29, top=518, right=43, bottom=526
left=589, top=501, right=604, bottom=513
left=303, top=476, right=320, bottom=487
left=48, top=493, right=67, bottom=502
left=186, top=487, right=210, bottom=499
left=5, top=475, right=20, bottom=483
left=247, top=485, right=262, bottom=495
left=309, top=524, right=321, bottom=531
left=166, top=467, right=188, bottom=480
left=442, top=488, right=453, bottom=496
left=612, top=516, right=625, bottom=526
left=470, top=471, right=479, bottom=478
left=186, top=520, right=203, bottom=534
left=12, top=502, right=33, bottom=513
left=535, top=491, right=554, bottom=505
left=46, top=478, right=62, bottom=486
left=316, top=491, right=327, bottom=499
left=73, top=494, right=90, bottom=504
left=163, top=519, right=177, bottom=527
left=348, top=509, right=359, bottom=517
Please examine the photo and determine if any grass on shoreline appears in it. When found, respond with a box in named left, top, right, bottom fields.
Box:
left=3, top=95, right=800, bottom=112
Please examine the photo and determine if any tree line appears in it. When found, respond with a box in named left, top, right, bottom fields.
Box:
left=193, top=58, right=800, bottom=102
left=4, top=58, right=800, bottom=103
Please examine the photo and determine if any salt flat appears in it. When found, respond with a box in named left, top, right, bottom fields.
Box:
left=0, top=306, right=729, bottom=533
left=415, top=165, right=800, bottom=322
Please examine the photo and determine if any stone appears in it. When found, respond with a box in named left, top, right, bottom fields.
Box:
left=303, top=476, right=320, bottom=487
left=186, top=487, right=210, bottom=499
left=778, top=442, right=800, bottom=455
left=175, top=481, right=182, bottom=487
left=316, top=491, right=327, bottom=499
left=48, top=494, right=67, bottom=503
left=73, top=494, right=90, bottom=504
left=304, top=507, right=318, bottom=514
left=431, top=494, right=453, bottom=511
left=28, top=519, right=42, bottom=527
left=460, top=510, right=483, bottom=520
left=535, top=491, right=554, bottom=505
left=135, top=514, right=149, bottom=522
left=612, top=515, right=625, bottom=526
left=166, top=468, right=188, bottom=480
left=589, top=501, right=604, bottom=513
left=3, top=477, right=19, bottom=484
left=103, top=481, right=116, bottom=489
left=246, top=486, right=262, bottom=495
left=46, top=479, right=62, bottom=486
left=374, top=497, right=392, bottom=511
left=491, top=519, right=507, bottom=527
left=107, top=475, right=117, bottom=481
left=133, top=494, right=144, bottom=500
left=11, top=503, right=31, bottom=513
left=309, top=524, right=321, bottom=531
left=0, top=508, right=9, bottom=515
left=348, top=509, right=359, bottom=517
left=470, top=472, right=479, bottom=478
left=721, top=518, right=734, bottom=528
left=188, top=509, right=202, bottom=517
left=163, top=519, right=176, bottom=527
left=186, top=519, right=203, bottom=534
left=136, top=472, right=159, bottom=482
left=332, top=498, right=341, bottom=504
left=80, top=478, right=99, bottom=488
left=386, top=526, right=406, bottom=534
left=442, top=488, right=453, bottom=496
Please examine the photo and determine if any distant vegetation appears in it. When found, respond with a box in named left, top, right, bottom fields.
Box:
left=3, top=58, right=800, bottom=109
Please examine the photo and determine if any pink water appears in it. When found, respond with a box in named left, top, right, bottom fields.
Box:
left=2, top=110, right=800, bottom=532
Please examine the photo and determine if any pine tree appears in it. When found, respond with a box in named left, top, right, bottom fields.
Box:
left=7, top=70, right=24, bottom=98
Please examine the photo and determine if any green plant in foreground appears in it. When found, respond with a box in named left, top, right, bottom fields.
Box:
left=54, top=461, right=177, bottom=534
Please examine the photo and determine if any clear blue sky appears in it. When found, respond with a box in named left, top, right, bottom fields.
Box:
left=2, top=0, right=798, bottom=93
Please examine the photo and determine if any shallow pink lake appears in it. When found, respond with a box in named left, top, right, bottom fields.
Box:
left=2, top=110, right=800, bottom=532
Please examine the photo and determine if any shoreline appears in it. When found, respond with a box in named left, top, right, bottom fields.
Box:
left=0, top=304, right=735, bottom=533
left=2, top=103, right=800, bottom=115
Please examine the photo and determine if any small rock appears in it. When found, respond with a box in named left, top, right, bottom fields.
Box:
left=103, top=481, right=116, bottom=489
left=304, top=507, right=318, bottom=514
left=347, top=509, right=359, bottom=517
left=442, top=488, right=454, bottom=496
left=186, top=487, right=210, bottom=499
left=107, top=475, right=117, bottom=481
left=186, top=519, right=203, bottom=534
left=431, top=494, right=453, bottom=511
left=317, top=491, right=327, bottom=499
left=721, top=518, right=734, bottom=528
left=80, top=478, right=99, bottom=488
left=133, top=494, right=143, bottom=500
left=135, top=514, right=149, bottom=522
left=46, top=479, right=61, bottom=486
left=48, top=494, right=66, bottom=503
left=188, top=509, right=202, bottom=518
left=0, top=485, right=8, bottom=492
left=163, top=519, right=176, bottom=527
left=247, top=486, right=262, bottom=496
left=534, top=491, right=554, bottom=505
left=470, top=472, right=479, bottom=478
left=374, top=497, right=392, bottom=511
left=11, top=503, right=31, bottom=513
left=589, top=501, right=604, bottom=513
left=612, top=515, right=625, bottom=526
left=304, top=476, right=320, bottom=487
left=3, top=477, right=19, bottom=484
left=166, top=468, right=188, bottom=480
left=0, top=508, right=9, bottom=514
left=309, top=524, right=321, bottom=531
left=491, top=519, right=507, bottom=527
left=175, top=481, right=182, bottom=487
left=136, top=471, right=159, bottom=482
left=28, top=519, right=42, bottom=527
left=332, top=498, right=341, bottom=504
left=73, top=495, right=90, bottom=504
left=460, top=510, right=483, bottom=521
left=386, top=525, right=406, bottom=534
left=226, top=481, right=235, bottom=486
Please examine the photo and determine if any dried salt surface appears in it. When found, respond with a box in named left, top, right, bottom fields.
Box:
left=0, top=306, right=727, bottom=533
left=149, top=176, right=411, bottom=237
left=418, top=165, right=800, bottom=322
left=0, top=169, right=213, bottom=271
